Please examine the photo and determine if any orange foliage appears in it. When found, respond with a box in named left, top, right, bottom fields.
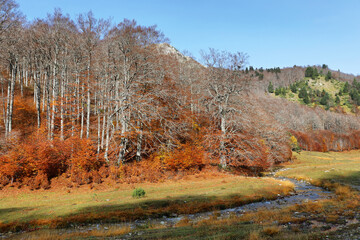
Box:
left=0, top=132, right=104, bottom=188
left=12, top=97, right=37, bottom=137
left=163, top=143, right=206, bottom=172
left=291, top=130, right=360, bottom=152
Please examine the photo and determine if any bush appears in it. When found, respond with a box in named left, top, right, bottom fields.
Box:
left=163, top=143, right=205, bottom=172
left=132, top=188, right=146, bottom=198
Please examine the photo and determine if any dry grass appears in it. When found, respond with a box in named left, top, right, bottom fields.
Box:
left=175, top=217, right=191, bottom=227
left=262, top=225, right=281, bottom=236
left=334, top=185, right=354, bottom=199
left=239, top=207, right=299, bottom=225
left=11, top=226, right=131, bottom=240
left=248, top=230, right=264, bottom=240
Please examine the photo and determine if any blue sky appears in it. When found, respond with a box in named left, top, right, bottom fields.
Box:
left=17, top=0, right=360, bottom=75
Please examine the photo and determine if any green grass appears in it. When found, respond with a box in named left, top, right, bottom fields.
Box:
left=276, top=150, right=360, bottom=186
left=0, top=174, right=294, bottom=230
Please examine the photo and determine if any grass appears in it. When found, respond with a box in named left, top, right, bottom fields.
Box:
left=4, top=150, right=360, bottom=239
left=117, top=150, right=360, bottom=240
left=10, top=226, right=132, bottom=240
left=0, top=173, right=294, bottom=232
left=276, top=150, right=360, bottom=187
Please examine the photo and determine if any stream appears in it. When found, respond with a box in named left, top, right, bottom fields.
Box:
left=3, top=170, right=336, bottom=239
left=126, top=171, right=334, bottom=228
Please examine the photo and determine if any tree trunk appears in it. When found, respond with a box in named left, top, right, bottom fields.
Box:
left=104, top=114, right=110, bottom=162
left=136, top=121, right=143, bottom=162
left=6, top=62, right=16, bottom=138
left=35, top=71, right=41, bottom=129
left=86, top=61, right=91, bottom=138
left=219, top=107, right=226, bottom=168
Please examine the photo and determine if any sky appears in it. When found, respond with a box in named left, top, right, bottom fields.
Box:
left=16, top=0, right=360, bottom=75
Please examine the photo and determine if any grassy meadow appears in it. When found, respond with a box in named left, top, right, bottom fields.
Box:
left=0, top=173, right=294, bottom=232
left=276, top=150, right=360, bottom=187
left=3, top=150, right=360, bottom=239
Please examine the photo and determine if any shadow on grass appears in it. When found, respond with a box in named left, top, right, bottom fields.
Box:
left=318, top=171, right=360, bottom=189
left=0, top=207, right=33, bottom=218
left=42, top=191, right=281, bottom=230
left=0, top=193, right=267, bottom=232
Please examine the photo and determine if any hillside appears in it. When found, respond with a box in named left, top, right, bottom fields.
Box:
left=269, top=73, right=360, bottom=114
left=0, top=0, right=359, bottom=192
left=1, top=1, right=360, bottom=239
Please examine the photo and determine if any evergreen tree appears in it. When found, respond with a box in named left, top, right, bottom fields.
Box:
left=355, top=93, right=360, bottom=105
left=275, top=87, right=280, bottom=96
left=305, top=67, right=313, bottom=78
left=338, top=89, right=343, bottom=96
left=320, top=91, right=330, bottom=105
left=303, top=94, right=310, bottom=104
left=280, top=87, right=286, bottom=96
left=325, top=71, right=332, bottom=81
left=343, top=82, right=350, bottom=93
left=353, top=78, right=360, bottom=91
left=290, top=83, right=297, bottom=93
left=312, top=68, right=319, bottom=79
left=335, top=95, right=340, bottom=105
left=298, top=87, right=307, bottom=98
left=268, top=82, right=274, bottom=93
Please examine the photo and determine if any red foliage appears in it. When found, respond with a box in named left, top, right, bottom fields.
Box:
left=291, top=130, right=360, bottom=152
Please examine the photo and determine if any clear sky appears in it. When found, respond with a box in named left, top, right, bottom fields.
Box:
left=17, top=0, right=360, bottom=75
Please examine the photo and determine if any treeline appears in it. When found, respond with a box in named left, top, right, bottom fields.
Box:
left=251, top=64, right=360, bottom=94
left=0, top=1, right=293, bottom=188
left=252, top=93, right=360, bottom=151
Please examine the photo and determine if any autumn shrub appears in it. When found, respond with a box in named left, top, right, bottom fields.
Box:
left=98, top=165, right=109, bottom=178
left=109, top=165, right=124, bottom=181
left=163, top=143, right=206, bottom=172
left=0, top=132, right=104, bottom=188
left=29, top=171, right=50, bottom=190
left=66, top=137, right=102, bottom=173
left=91, top=171, right=102, bottom=184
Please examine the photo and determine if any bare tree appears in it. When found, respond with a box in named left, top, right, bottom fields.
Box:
left=201, top=48, right=248, bottom=167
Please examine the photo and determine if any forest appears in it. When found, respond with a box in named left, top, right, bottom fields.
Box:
left=0, top=0, right=360, bottom=190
